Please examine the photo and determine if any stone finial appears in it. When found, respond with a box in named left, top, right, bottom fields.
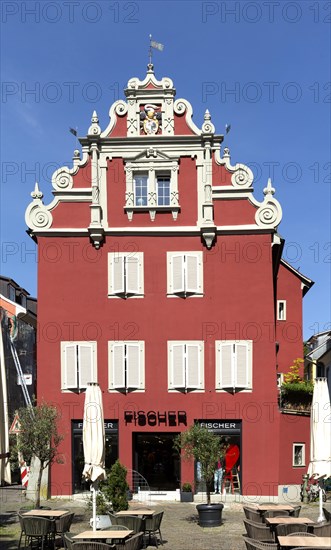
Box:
left=73, top=149, right=80, bottom=159
left=201, top=109, right=215, bottom=134
left=31, top=182, right=43, bottom=200
left=222, top=147, right=231, bottom=159
left=88, top=110, right=101, bottom=136
left=263, top=177, right=276, bottom=196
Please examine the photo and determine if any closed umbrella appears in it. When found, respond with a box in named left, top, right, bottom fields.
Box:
left=82, top=382, right=106, bottom=530
left=307, top=377, right=331, bottom=522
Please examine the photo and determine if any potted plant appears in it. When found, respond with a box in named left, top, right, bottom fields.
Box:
left=102, top=460, right=129, bottom=512
left=180, top=482, right=194, bottom=502
left=175, top=424, right=224, bottom=527
left=88, top=491, right=112, bottom=529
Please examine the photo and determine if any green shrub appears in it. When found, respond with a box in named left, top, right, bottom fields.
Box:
left=102, top=460, right=129, bottom=512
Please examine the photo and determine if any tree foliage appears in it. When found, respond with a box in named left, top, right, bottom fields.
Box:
left=283, top=358, right=304, bottom=384
left=174, top=424, right=223, bottom=505
left=102, top=460, right=129, bottom=512
left=13, top=401, right=63, bottom=507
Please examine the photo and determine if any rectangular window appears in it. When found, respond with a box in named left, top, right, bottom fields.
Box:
left=8, top=284, right=15, bottom=302
left=277, top=300, right=286, bottom=320
left=168, top=341, right=204, bottom=391
left=216, top=340, right=253, bottom=391
left=108, top=252, right=144, bottom=298
left=157, top=175, right=170, bottom=206
left=277, top=372, right=284, bottom=388
left=293, top=443, right=305, bottom=466
left=108, top=341, right=145, bottom=392
left=167, top=251, right=203, bottom=296
left=134, top=174, right=148, bottom=206
left=61, top=342, right=97, bottom=391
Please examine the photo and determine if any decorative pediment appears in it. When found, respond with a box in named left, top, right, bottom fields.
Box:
left=128, top=148, right=176, bottom=163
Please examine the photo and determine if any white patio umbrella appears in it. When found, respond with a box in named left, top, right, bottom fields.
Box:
left=82, top=382, right=106, bottom=530
left=307, top=377, right=331, bottom=522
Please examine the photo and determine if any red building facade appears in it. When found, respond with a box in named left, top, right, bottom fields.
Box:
left=25, top=66, right=313, bottom=500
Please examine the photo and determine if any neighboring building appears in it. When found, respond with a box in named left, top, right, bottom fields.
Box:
left=25, top=65, right=313, bottom=500
left=305, top=330, right=331, bottom=388
left=0, top=276, right=37, bottom=485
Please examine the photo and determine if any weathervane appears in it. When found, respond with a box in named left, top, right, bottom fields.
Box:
left=148, top=35, right=164, bottom=70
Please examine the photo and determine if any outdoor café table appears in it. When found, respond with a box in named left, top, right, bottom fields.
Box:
left=22, top=509, right=69, bottom=518
left=115, top=509, right=155, bottom=516
left=278, top=536, right=331, bottom=548
left=72, top=530, right=133, bottom=543
left=265, top=517, right=314, bottom=526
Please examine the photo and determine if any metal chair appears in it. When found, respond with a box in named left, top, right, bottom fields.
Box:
left=243, top=507, right=264, bottom=523
left=242, top=537, right=278, bottom=550
left=263, top=510, right=290, bottom=519
left=144, top=511, right=164, bottom=548
left=309, top=521, right=331, bottom=536
left=22, top=515, right=55, bottom=550
left=243, top=519, right=275, bottom=541
left=101, top=525, right=130, bottom=545
left=54, top=512, right=75, bottom=547
left=275, top=522, right=308, bottom=537
left=108, top=512, right=119, bottom=526
left=288, top=532, right=316, bottom=537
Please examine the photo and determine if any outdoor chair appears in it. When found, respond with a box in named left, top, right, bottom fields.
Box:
left=101, top=525, right=129, bottom=545
left=242, top=537, right=278, bottom=550
left=108, top=513, right=119, bottom=526
left=263, top=510, right=290, bottom=519
left=116, top=532, right=144, bottom=550
left=144, top=511, right=164, bottom=548
left=114, top=515, right=144, bottom=534
left=71, top=543, right=115, bottom=550
left=64, top=532, right=78, bottom=550
left=322, top=507, right=331, bottom=521
left=243, top=519, right=275, bottom=542
left=18, top=512, right=28, bottom=549
left=289, top=505, right=301, bottom=517
left=291, top=548, right=330, bottom=550
left=275, top=522, right=308, bottom=537
left=22, top=515, right=56, bottom=550
left=54, top=512, right=75, bottom=547
left=309, top=521, right=331, bottom=536
left=243, top=507, right=264, bottom=523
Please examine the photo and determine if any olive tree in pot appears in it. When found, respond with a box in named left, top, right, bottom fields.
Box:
left=175, top=424, right=224, bottom=527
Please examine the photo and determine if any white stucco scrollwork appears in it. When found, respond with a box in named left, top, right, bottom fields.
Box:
left=25, top=182, right=53, bottom=230
left=52, top=170, right=73, bottom=191
left=255, top=179, right=282, bottom=228
left=231, top=164, right=254, bottom=188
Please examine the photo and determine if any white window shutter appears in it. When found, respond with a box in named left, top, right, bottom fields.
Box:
left=185, top=254, right=200, bottom=293
left=112, top=255, right=125, bottom=294
left=186, top=343, right=203, bottom=389
left=235, top=342, right=248, bottom=388
left=169, top=343, right=185, bottom=388
left=171, top=255, right=184, bottom=294
left=110, top=343, right=125, bottom=389
left=126, top=343, right=143, bottom=389
left=218, top=342, right=234, bottom=389
left=126, top=256, right=140, bottom=295
left=62, top=343, right=77, bottom=389
left=78, top=343, right=95, bottom=388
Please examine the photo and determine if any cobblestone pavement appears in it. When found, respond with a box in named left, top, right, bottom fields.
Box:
left=0, top=486, right=327, bottom=550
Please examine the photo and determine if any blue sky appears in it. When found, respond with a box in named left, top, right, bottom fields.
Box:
left=1, top=0, right=330, bottom=339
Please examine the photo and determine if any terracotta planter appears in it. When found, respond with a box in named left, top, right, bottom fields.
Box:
left=196, top=503, right=224, bottom=527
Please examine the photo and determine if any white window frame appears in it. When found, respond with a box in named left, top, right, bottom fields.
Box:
left=167, top=251, right=203, bottom=297
left=277, top=300, right=286, bottom=320
left=108, top=252, right=144, bottom=298
left=277, top=372, right=284, bottom=389
left=293, top=443, right=305, bottom=467
left=157, top=174, right=171, bottom=206
left=108, top=341, right=145, bottom=392
left=124, top=157, right=179, bottom=221
left=168, top=341, right=204, bottom=392
left=61, top=341, right=97, bottom=391
left=215, top=340, right=253, bottom=391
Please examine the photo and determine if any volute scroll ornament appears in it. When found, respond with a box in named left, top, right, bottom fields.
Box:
left=255, top=178, right=282, bottom=228
left=25, top=182, right=53, bottom=230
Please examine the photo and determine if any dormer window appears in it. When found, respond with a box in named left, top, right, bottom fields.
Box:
left=8, top=284, right=15, bottom=302
left=125, top=150, right=179, bottom=221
